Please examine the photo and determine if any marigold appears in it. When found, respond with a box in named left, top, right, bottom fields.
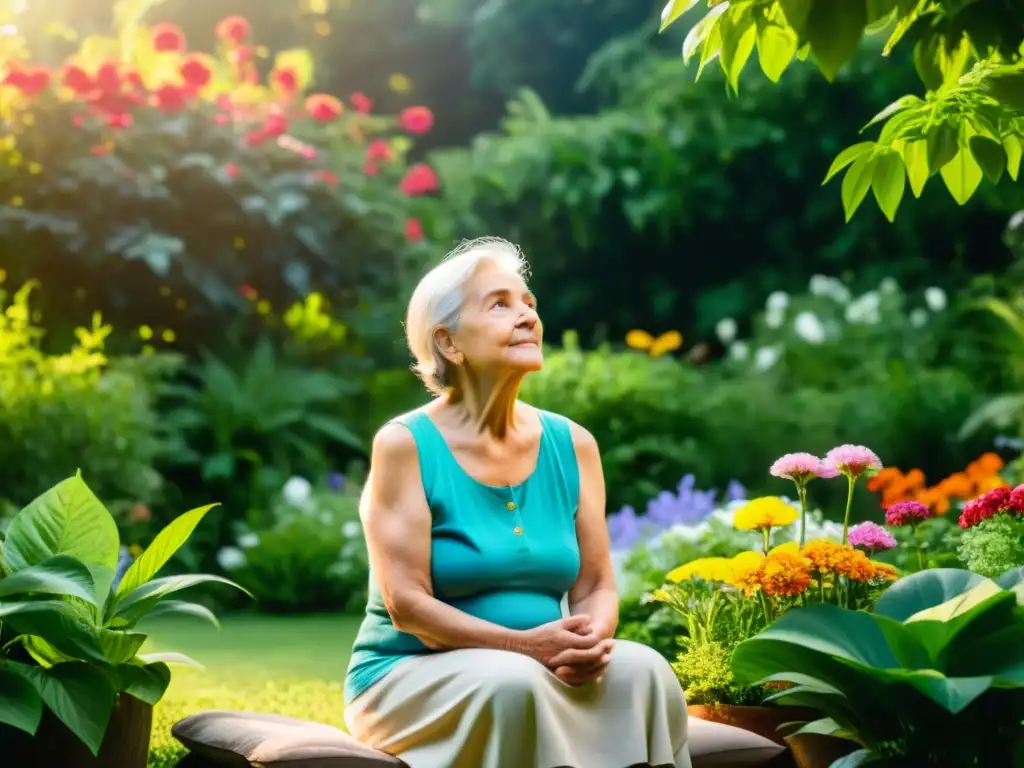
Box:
left=830, top=547, right=875, bottom=582
left=870, top=562, right=899, bottom=581
left=760, top=551, right=812, bottom=597
left=800, top=539, right=846, bottom=573
left=733, top=497, right=799, bottom=531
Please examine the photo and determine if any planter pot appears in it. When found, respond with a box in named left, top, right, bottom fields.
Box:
left=0, top=691, right=152, bottom=767
left=687, top=704, right=819, bottom=746
left=788, top=733, right=859, bottom=768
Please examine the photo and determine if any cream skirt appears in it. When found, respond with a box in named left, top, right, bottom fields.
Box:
left=344, top=639, right=691, bottom=768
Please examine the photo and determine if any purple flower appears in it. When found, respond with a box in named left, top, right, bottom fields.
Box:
left=112, top=545, right=133, bottom=590
left=327, top=473, right=346, bottom=492
left=885, top=501, right=933, bottom=527
left=847, top=521, right=897, bottom=551
left=770, top=452, right=839, bottom=484
left=824, top=444, right=882, bottom=479
left=725, top=480, right=746, bottom=503
left=606, top=506, right=644, bottom=551
left=645, top=474, right=718, bottom=529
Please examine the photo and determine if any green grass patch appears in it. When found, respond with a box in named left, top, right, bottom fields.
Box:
left=146, top=613, right=361, bottom=768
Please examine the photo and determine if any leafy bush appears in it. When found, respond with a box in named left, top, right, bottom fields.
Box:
left=0, top=10, right=439, bottom=357
left=958, top=514, right=1024, bottom=578
left=0, top=278, right=178, bottom=516
left=218, top=475, right=369, bottom=613
left=0, top=472, right=242, bottom=756
left=732, top=568, right=1024, bottom=765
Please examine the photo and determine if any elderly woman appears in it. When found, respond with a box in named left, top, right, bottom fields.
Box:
left=344, top=237, right=690, bottom=767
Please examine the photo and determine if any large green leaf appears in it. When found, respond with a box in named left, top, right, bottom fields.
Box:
left=114, top=504, right=218, bottom=599
left=96, top=628, right=148, bottom=665
left=823, top=142, right=875, bottom=184
left=0, top=555, right=100, bottom=606
left=115, top=662, right=171, bottom=706
left=902, top=588, right=1017, bottom=663
left=136, top=651, right=205, bottom=669
left=129, top=599, right=219, bottom=630
left=755, top=21, right=797, bottom=82
left=2, top=474, right=120, bottom=574
left=805, top=0, right=866, bottom=82
left=0, top=601, right=106, bottom=663
left=660, top=0, right=699, bottom=31
left=940, top=146, right=983, bottom=205
left=110, top=574, right=246, bottom=625
left=949, top=620, right=1024, bottom=684
left=9, top=661, right=116, bottom=757
left=873, top=569, right=986, bottom=621
left=0, top=667, right=43, bottom=735
left=871, top=152, right=906, bottom=222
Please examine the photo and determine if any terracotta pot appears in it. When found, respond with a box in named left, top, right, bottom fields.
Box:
left=788, top=733, right=859, bottom=768
left=688, top=704, right=819, bottom=746
left=0, top=691, right=153, bottom=767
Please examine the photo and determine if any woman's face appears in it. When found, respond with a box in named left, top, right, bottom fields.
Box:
left=444, top=262, right=543, bottom=378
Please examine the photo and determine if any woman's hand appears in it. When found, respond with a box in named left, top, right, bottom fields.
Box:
left=518, top=614, right=607, bottom=668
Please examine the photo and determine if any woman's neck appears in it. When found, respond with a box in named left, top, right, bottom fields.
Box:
left=446, top=374, right=524, bottom=439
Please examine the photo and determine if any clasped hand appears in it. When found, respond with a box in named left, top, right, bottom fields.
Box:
left=523, top=614, right=613, bottom=686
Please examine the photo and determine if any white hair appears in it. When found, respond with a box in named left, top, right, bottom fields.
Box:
left=405, top=237, right=529, bottom=395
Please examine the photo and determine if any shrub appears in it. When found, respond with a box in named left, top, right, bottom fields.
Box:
left=0, top=11, right=439, bottom=358
left=0, top=278, right=178, bottom=516
left=218, top=474, right=369, bottom=613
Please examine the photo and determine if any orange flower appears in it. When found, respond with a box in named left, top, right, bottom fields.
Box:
left=830, top=547, right=876, bottom=582
left=871, top=562, right=899, bottom=581
left=976, top=474, right=1009, bottom=494
left=866, top=467, right=903, bottom=493
left=760, top=552, right=812, bottom=597
left=936, top=472, right=973, bottom=498
left=801, top=539, right=847, bottom=574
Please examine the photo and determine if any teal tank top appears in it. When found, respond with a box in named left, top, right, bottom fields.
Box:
left=343, top=408, right=581, bottom=704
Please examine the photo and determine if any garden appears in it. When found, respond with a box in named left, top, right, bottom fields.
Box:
left=2, top=0, right=1024, bottom=766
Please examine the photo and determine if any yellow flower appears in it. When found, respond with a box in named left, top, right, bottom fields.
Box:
left=667, top=557, right=733, bottom=584
left=761, top=551, right=813, bottom=597
left=726, top=551, right=764, bottom=594
left=733, top=497, right=799, bottom=531
left=769, top=541, right=800, bottom=556
left=871, top=561, right=899, bottom=581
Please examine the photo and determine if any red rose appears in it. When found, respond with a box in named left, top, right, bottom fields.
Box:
left=404, top=218, right=424, bottom=242
left=152, top=23, right=186, bottom=52
left=264, top=110, right=288, bottom=137
left=180, top=55, right=212, bottom=89
left=106, top=112, right=133, bottom=130
left=350, top=91, right=372, bottom=114
left=153, top=84, right=188, bottom=112
left=399, top=106, right=433, bottom=135
left=216, top=15, right=251, bottom=45
left=399, top=163, right=438, bottom=196
left=366, top=139, right=391, bottom=161
left=61, top=65, right=93, bottom=95
left=95, top=61, right=121, bottom=93
left=21, top=67, right=52, bottom=97
left=305, top=94, right=343, bottom=123
left=272, top=67, right=299, bottom=94
left=244, top=129, right=267, bottom=146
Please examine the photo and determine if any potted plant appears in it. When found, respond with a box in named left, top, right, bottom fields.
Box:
left=0, top=471, right=246, bottom=766
left=654, top=446, right=900, bottom=754
left=731, top=567, right=1024, bottom=766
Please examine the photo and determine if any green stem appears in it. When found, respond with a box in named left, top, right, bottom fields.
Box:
left=912, top=522, right=925, bottom=571
left=797, top=483, right=809, bottom=547
left=762, top=527, right=771, bottom=555
left=841, top=475, right=856, bottom=545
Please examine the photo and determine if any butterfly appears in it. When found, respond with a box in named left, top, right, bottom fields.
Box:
left=625, top=329, right=683, bottom=358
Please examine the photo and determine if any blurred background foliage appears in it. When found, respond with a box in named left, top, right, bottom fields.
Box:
left=2, top=0, right=1024, bottom=613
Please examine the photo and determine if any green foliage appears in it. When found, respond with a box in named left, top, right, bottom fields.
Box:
left=671, top=640, right=765, bottom=706
left=958, top=514, right=1024, bottom=577
left=0, top=279, right=178, bottom=515
left=662, top=0, right=1024, bottom=219
left=0, top=11, right=437, bottom=360
left=733, top=568, right=1024, bottom=765
left=0, top=473, right=244, bottom=755
left=221, top=480, right=368, bottom=613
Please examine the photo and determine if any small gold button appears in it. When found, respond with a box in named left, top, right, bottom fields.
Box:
left=506, top=501, right=516, bottom=511
left=513, top=526, right=523, bottom=535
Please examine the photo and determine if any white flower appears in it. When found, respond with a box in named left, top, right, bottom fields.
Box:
left=909, top=308, right=928, bottom=328
left=830, top=282, right=851, bottom=303
left=715, top=318, right=737, bottom=344
left=879, top=277, right=898, bottom=294
left=729, top=341, right=749, bottom=360
left=237, top=532, right=260, bottom=549
left=754, top=345, right=781, bottom=371
left=342, top=521, right=362, bottom=538
left=283, top=476, right=313, bottom=508
left=793, top=311, right=826, bottom=344
left=765, top=308, right=785, bottom=329
left=845, top=292, right=880, bottom=325
left=924, top=287, right=947, bottom=312
left=217, top=546, right=246, bottom=571
left=766, top=291, right=789, bottom=312
left=808, top=274, right=831, bottom=295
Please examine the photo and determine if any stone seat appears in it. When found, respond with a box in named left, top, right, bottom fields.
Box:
left=171, top=709, right=786, bottom=768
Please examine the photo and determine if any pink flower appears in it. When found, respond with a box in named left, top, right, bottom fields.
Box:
left=885, top=501, right=932, bottom=527
left=848, top=521, right=897, bottom=551
left=770, top=452, right=838, bottom=485
left=959, top=487, right=1012, bottom=529
left=824, top=444, right=882, bottom=479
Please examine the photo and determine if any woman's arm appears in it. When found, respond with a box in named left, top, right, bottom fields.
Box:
left=566, top=423, right=619, bottom=641
left=361, top=422, right=603, bottom=661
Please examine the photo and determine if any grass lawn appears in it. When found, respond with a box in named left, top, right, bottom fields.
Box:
left=146, top=612, right=361, bottom=768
